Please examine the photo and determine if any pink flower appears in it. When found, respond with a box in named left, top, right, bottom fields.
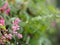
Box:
left=0, top=19, right=5, bottom=26
left=13, top=31, right=18, bottom=34
left=0, top=17, right=5, bottom=26
left=2, top=2, right=8, bottom=10
left=6, top=8, right=10, bottom=15
left=0, top=2, right=8, bottom=12
left=0, top=7, right=5, bottom=11
left=4, top=34, right=12, bottom=39
left=12, top=25, right=20, bottom=31
left=4, top=34, right=8, bottom=38
left=0, top=40, right=4, bottom=45
left=16, top=33, right=23, bottom=39
left=12, top=18, right=21, bottom=25
left=13, top=31, right=23, bottom=39
left=12, top=25, right=17, bottom=31
left=1, top=36, right=6, bottom=40
left=8, top=34, right=12, bottom=39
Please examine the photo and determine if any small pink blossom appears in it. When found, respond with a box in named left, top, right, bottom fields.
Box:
left=0, top=40, right=4, bottom=45
left=0, top=19, right=5, bottom=26
left=4, top=34, right=8, bottom=38
left=4, top=34, right=12, bottom=39
left=2, top=2, right=8, bottom=10
left=13, top=31, right=23, bottom=39
left=8, top=34, right=12, bottom=39
left=13, top=31, right=18, bottom=34
left=0, top=7, right=5, bottom=11
left=12, top=25, right=17, bottom=31
left=1, top=36, right=6, bottom=40
left=16, top=33, right=23, bottom=39
left=12, top=25, right=20, bottom=31
left=6, top=8, right=10, bottom=15
left=0, top=2, right=8, bottom=12
left=12, top=18, right=21, bottom=25
left=0, top=17, right=5, bottom=26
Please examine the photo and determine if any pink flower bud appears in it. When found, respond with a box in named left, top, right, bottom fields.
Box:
left=1, top=36, right=6, bottom=40
left=8, top=34, right=12, bottom=39
left=13, top=31, right=18, bottom=34
left=0, top=17, right=5, bottom=26
left=12, top=18, right=21, bottom=25
left=6, top=8, right=10, bottom=15
left=12, top=25, right=20, bottom=31
left=2, top=2, right=8, bottom=10
left=16, top=33, right=23, bottom=39
left=4, top=34, right=12, bottom=39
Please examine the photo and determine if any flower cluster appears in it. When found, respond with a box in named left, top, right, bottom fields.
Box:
left=0, top=2, right=23, bottom=45
left=0, top=1, right=10, bottom=15
left=0, top=17, right=22, bottom=45
left=0, top=16, right=12, bottom=45
left=12, top=18, right=22, bottom=39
